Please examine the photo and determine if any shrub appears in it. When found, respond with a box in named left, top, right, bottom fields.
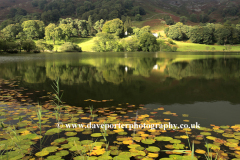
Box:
left=59, top=42, right=82, bottom=52
left=22, top=40, right=36, bottom=52
left=45, top=44, right=54, bottom=51
left=36, top=40, right=54, bottom=52
left=120, top=36, right=139, bottom=52
left=167, top=39, right=176, bottom=45
left=158, top=39, right=178, bottom=52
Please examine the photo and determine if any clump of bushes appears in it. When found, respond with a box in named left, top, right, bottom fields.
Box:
left=59, top=42, right=82, bottom=52
left=22, top=40, right=37, bottom=52
left=158, top=39, right=178, bottom=52
left=36, top=40, right=54, bottom=52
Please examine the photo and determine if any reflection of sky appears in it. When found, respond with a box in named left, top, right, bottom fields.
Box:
left=145, top=101, right=240, bottom=127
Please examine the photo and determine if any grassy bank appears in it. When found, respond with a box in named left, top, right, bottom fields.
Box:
left=33, top=36, right=240, bottom=53
left=174, top=41, right=240, bottom=52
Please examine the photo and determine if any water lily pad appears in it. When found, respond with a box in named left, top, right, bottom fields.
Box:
left=65, top=132, right=77, bottom=136
left=91, top=133, right=103, bottom=137
left=35, top=150, right=49, bottom=157
left=195, top=149, right=206, bottom=154
left=54, top=138, right=66, bottom=143
left=128, top=144, right=141, bottom=149
left=205, top=144, right=220, bottom=150
left=111, top=150, right=121, bottom=155
left=136, top=146, right=145, bottom=151
left=148, top=153, right=158, bottom=158
left=227, top=139, right=239, bottom=143
left=43, top=146, right=59, bottom=152
left=146, top=146, right=160, bottom=152
left=112, top=155, right=130, bottom=160
left=141, top=139, right=155, bottom=144
left=45, top=128, right=62, bottom=135
left=170, top=139, right=181, bottom=144
left=173, top=143, right=185, bottom=149
left=21, top=133, right=37, bottom=140
left=118, top=132, right=127, bottom=135
left=155, top=136, right=173, bottom=141
left=81, top=140, right=93, bottom=145
left=223, top=133, right=235, bottom=138
left=67, top=137, right=80, bottom=142
left=70, top=145, right=85, bottom=151
left=61, top=144, right=72, bottom=149
left=55, top=150, right=69, bottom=156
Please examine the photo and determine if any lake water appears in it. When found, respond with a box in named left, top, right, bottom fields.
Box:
left=1, top=52, right=240, bottom=127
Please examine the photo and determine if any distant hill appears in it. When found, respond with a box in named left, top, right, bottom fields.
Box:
left=0, top=0, right=239, bottom=27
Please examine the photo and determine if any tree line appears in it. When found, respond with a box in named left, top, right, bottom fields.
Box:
left=0, top=15, right=178, bottom=53
left=165, top=22, right=240, bottom=45
left=92, top=18, right=177, bottom=52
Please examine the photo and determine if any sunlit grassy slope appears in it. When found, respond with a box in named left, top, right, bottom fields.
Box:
left=34, top=37, right=95, bottom=52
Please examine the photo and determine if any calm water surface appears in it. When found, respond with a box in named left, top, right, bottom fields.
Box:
left=1, top=52, right=240, bottom=127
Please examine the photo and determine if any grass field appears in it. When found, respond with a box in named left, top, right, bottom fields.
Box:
left=174, top=41, right=240, bottom=52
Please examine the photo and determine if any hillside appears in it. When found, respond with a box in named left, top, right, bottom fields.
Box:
left=0, top=0, right=240, bottom=26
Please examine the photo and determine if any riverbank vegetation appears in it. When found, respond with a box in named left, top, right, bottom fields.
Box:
left=0, top=16, right=178, bottom=53
left=1, top=10, right=240, bottom=53
left=165, top=22, right=240, bottom=47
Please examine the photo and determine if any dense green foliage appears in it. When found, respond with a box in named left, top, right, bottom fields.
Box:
left=165, top=22, right=240, bottom=45
left=92, top=20, right=177, bottom=52
left=59, top=42, right=82, bottom=52
left=30, top=0, right=145, bottom=24
left=163, top=15, right=174, bottom=25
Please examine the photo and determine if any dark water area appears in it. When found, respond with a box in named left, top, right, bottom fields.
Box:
left=1, top=52, right=240, bottom=127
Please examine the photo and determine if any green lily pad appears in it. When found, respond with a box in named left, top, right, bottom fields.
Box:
left=81, top=140, right=93, bottom=145
left=61, top=144, right=72, bottom=149
left=170, top=139, right=181, bottom=144
left=222, top=133, right=235, bottom=138
left=65, top=132, right=77, bottom=136
left=21, top=134, right=37, bottom=140
left=69, top=145, right=85, bottom=151
left=110, top=146, right=118, bottom=150
left=35, top=150, right=49, bottom=157
left=128, top=144, right=141, bottom=149
left=136, top=146, right=145, bottom=151
left=227, top=139, right=239, bottom=143
left=155, top=136, right=173, bottom=141
left=234, top=136, right=240, bottom=140
left=111, top=150, right=121, bottom=155
left=55, top=150, right=69, bottom=156
left=146, top=146, right=160, bottom=152
left=68, top=141, right=81, bottom=146
left=204, top=144, right=220, bottom=150
left=45, top=128, right=62, bottom=135
left=119, top=152, right=132, bottom=157
left=43, top=146, right=59, bottom=152
left=118, top=132, right=127, bottom=135
left=67, top=137, right=80, bottom=142
left=141, top=139, right=155, bottom=144
left=220, top=126, right=229, bottom=129
left=54, top=138, right=66, bottom=143
left=214, top=130, right=224, bottom=133
left=91, top=133, right=103, bottom=137
left=173, top=143, right=185, bottom=149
